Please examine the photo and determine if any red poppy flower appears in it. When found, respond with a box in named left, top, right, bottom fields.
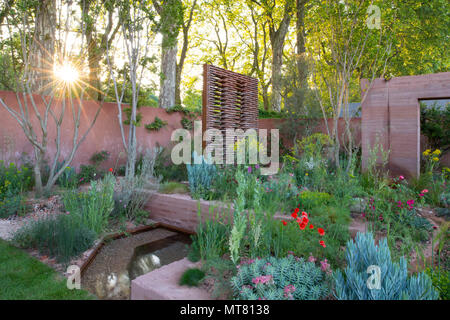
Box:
left=302, top=211, right=308, bottom=217
left=317, top=228, right=325, bottom=236
left=294, top=208, right=300, bottom=214
left=309, top=224, right=314, bottom=229
left=291, top=212, right=298, bottom=219
left=109, top=168, right=113, bottom=172
left=319, top=240, right=326, bottom=248
left=302, top=216, right=309, bottom=224
left=299, top=223, right=306, bottom=230
left=282, top=220, right=287, bottom=226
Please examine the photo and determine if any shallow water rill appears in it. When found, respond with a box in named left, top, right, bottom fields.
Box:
left=128, top=233, right=191, bottom=280
left=81, top=227, right=191, bottom=300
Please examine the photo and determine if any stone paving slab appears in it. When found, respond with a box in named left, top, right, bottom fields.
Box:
left=131, top=258, right=211, bottom=300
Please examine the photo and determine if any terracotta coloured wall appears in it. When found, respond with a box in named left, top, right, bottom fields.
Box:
left=361, top=72, right=450, bottom=177
left=0, top=90, right=185, bottom=170
left=0, top=89, right=363, bottom=170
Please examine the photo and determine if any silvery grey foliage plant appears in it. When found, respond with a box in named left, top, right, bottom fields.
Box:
left=334, top=232, right=438, bottom=300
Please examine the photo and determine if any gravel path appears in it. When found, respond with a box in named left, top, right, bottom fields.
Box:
left=0, top=219, right=22, bottom=241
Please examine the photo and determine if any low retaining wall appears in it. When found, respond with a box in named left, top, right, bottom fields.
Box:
left=144, top=193, right=234, bottom=233
left=144, top=192, right=289, bottom=233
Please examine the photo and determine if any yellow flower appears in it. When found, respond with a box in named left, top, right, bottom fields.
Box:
left=433, top=149, right=441, bottom=155
left=432, top=157, right=439, bottom=162
left=423, top=150, right=431, bottom=156
left=305, top=172, right=309, bottom=176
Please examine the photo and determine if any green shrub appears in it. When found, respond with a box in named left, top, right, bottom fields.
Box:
left=0, top=193, right=27, bottom=218
left=231, top=255, right=330, bottom=300
left=145, top=116, right=168, bottom=131
left=77, top=164, right=98, bottom=184
left=298, top=191, right=332, bottom=210
left=425, top=267, right=449, bottom=300
left=179, top=268, right=205, bottom=287
left=56, top=165, right=77, bottom=188
left=154, top=145, right=187, bottom=182
left=334, top=232, right=439, bottom=300
left=62, top=174, right=115, bottom=235
left=13, top=214, right=96, bottom=263
left=0, top=161, right=32, bottom=218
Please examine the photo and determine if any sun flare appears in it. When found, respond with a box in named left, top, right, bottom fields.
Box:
left=53, top=63, right=79, bottom=84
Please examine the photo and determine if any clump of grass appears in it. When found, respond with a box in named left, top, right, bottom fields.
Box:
left=159, top=181, right=189, bottom=194
left=179, top=268, right=205, bottom=287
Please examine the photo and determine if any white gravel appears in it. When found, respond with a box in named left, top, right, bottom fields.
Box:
left=0, top=219, right=22, bottom=241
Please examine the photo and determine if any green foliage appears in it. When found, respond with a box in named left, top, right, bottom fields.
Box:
left=210, top=164, right=237, bottom=200
left=261, top=171, right=298, bottom=213
left=259, top=109, right=285, bottom=119
left=13, top=214, right=96, bottom=264
left=179, top=268, right=205, bottom=287
left=57, top=165, right=77, bottom=189
left=187, top=239, right=201, bottom=263
left=191, top=203, right=231, bottom=261
left=123, top=107, right=143, bottom=126
left=0, top=194, right=27, bottom=219
left=229, top=170, right=251, bottom=264
left=167, top=105, right=189, bottom=114
left=334, top=232, right=439, bottom=300
left=159, top=181, right=189, bottom=194
left=181, top=117, right=193, bottom=130
left=298, top=191, right=332, bottom=210
left=115, top=148, right=161, bottom=221
left=425, top=267, right=449, bottom=300
left=231, top=255, right=330, bottom=300
left=154, top=144, right=187, bottom=182
left=145, top=116, right=168, bottom=131
left=62, top=174, right=115, bottom=235
left=77, top=164, right=99, bottom=184
left=420, top=102, right=449, bottom=153
left=186, top=151, right=217, bottom=199
left=0, top=161, right=32, bottom=218
left=273, top=204, right=351, bottom=267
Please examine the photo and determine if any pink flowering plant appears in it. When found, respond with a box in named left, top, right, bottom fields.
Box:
left=231, top=254, right=331, bottom=300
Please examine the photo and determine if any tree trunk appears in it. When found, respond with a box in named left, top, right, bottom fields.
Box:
left=296, top=0, right=307, bottom=86
left=159, top=38, right=177, bottom=109
left=269, top=7, right=291, bottom=112
left=262, top=84, right=270, bottom=111
left=271, top=45, right=283, bottom=112
left=33, top=147, right=44, bottom=197
left=157, top=0, right=182, bottom=109
left=30, top=0, right=56, bottom=94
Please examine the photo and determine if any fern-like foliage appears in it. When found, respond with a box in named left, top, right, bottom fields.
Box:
left=334, top=232, right=439, bottom=300
left=230, top=255, right=330, bottom=300
left=186, top=151, right=217, bottom=198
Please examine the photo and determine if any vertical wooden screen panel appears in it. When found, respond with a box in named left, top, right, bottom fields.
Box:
left=202, top=64, right=258, bottom=159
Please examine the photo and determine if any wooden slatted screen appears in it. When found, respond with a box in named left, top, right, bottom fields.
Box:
left=202, top=64, right=258, bottom=160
